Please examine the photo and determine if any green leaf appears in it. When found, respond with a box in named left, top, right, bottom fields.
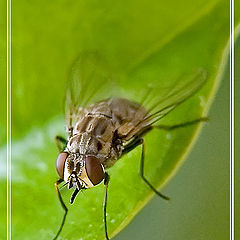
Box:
left=0, top=0, right=236, bottom=240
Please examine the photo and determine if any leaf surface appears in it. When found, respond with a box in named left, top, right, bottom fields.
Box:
left=0, top=0, right=235, bottom=240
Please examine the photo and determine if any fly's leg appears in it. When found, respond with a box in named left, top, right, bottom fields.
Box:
left=122, top=138, right=169, bottom=201
left=139, top=138, right=170, bottom=201
left=155, top=117, right=208, bottom=131
left=122, top=137, right=143, bottom=155
left=103, top=172, right=110, bottom=240
left=121, top=117, right=208, bottom=201
left=137, top=117, right=208, bottom=200
left=53, top=179, right=68, bottom=240
left=55, top=136, right=68, bottom=152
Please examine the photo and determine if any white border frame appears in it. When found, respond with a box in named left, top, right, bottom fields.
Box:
left=6, top=0, right=235, bottom=239
left=7, top=0, right=11, bottom=239
left=230, top=0, right=235, bottom=239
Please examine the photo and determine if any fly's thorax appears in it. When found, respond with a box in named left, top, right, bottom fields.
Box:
left=73, top=112, right=115, bottom=146
left=56, top=152, right=105, bottom=189
left=67, top=125, right=121, bottom=166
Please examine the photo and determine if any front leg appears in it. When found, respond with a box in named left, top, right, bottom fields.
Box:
left=53, top=179, right=68, bottom=240
left=103, top=172, right=110, bottom=240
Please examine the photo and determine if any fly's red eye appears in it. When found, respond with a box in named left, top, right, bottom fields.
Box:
left=85, top=156, right=104, bottom=185
left=56, top=152, right=69, bottom=179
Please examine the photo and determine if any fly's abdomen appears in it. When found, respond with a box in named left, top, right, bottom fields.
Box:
left=108, top=98, right=149, bottom=140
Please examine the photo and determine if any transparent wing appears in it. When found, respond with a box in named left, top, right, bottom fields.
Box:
left=137, top=68, right=207, bottom=127
left=64, top=52, right=207, bottom=136
left=65, top=52, right=112, bottom=133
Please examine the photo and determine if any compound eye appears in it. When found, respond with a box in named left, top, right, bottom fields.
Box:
left=56, top=152, right=69, bottom=179
left=85, top=156, right=104, bottom=185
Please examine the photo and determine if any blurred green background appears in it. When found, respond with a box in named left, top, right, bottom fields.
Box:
left=0, top=0, right=239, bottom=239
left=114, top=46, right=236, bottom=240
left=114, top=33, right=239, bottom=240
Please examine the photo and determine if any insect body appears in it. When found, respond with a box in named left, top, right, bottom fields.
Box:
left=53, top=53, right=207, bottom=240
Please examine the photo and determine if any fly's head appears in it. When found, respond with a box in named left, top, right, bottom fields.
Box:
left=56, top=152, right=105, bottom=203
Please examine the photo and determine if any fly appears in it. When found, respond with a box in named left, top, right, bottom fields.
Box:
left=53, top=52, right=208, bottom=240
